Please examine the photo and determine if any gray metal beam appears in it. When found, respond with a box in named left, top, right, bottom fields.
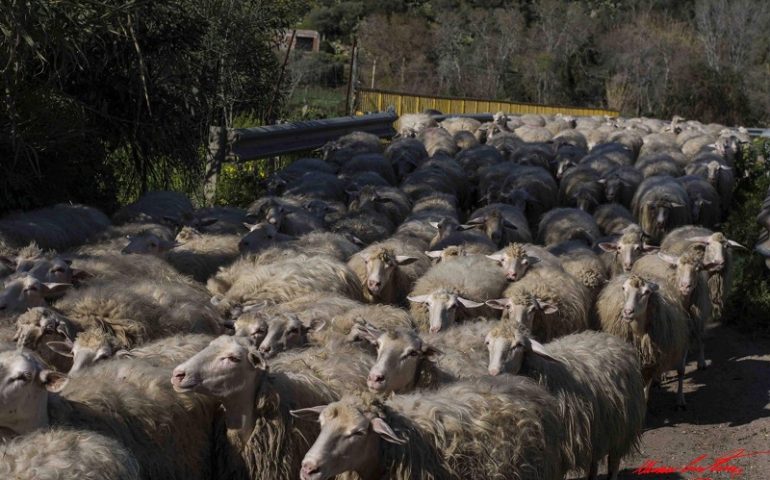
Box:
left=229, top=111, right=397, bottom=162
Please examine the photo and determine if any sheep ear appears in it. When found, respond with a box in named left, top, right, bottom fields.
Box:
left=428, top=221, right=440, bottom=229
left=41, top=283, right=72, bottom=297
left=352, top=320, right=382, bottom=344
left=71, top=269, right=92, bottom=282
left=0, top=256, right=15, bottom=268
left=456, top=224, right=477, bottom=231
left=290, top=405, right=326, bottom=421
left=657, top=252, right=679, bottom=266
left=197, top=217, right=219, bottom=227
left=46, top=341, right=74, bottom=358
left=243, top=223, right=257, bottom=231
left=465, top=216, right=486, bottom=226
left=407, top=294, right=431, bottom=304
left=210, top=295, right=224, bottom=306
left=247, top=349, right=267, bottom=370
left=457, top=297, right=484, bottom=309
left=502, top=219, right=518, bottom=230
left=425, top=250, right=443, bottom=259
left=687, top=236, right=712, bottom=244
left=529, top=339, right=560, bottom=362
left=598, top=242, right=618, bottom=252
left=395, top=255, right=419, bottom=265
left=305, top=318, right=327, bottom=333
left=642, top=244, right=660, bottom=253
left=38, top=369, right=68, bottom=393
left=597, top=178, right=607, bottom=184
left=421, top=344, right=443, bottom=359
left=727, top=240, right=747, bottom=250
left=719, top=165, right=732, bottom=170
left=115, top=349, right=134, bottom=359
left=371, top=417, right=407, bottom=445
left=669, top=202, right=685, bottom=208
left=537, top=300, right=559, bottom=315
left=486, top=253, right=504, bottom=263
left=485, top=298, right=510, bottom=310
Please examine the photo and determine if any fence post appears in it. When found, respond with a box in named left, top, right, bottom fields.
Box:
left=203, top=126, right=227, bottom=207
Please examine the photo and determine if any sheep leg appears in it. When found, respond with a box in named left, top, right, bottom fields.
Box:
left=675, top=350, right=688, bottom=410
left=607, top=454, right=620, bottom=480
left=587, top=460, right=598, bottom=480
left=696, top=335, right=707, bottom=370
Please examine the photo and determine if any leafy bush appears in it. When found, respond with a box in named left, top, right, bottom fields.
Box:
left=721, top=138, right=770, bottom=335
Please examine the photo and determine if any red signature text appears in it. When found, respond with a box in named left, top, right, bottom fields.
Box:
left=634, top=449, right=770, bottom=479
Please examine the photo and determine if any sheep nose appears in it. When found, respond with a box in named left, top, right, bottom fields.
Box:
left=488, top=367, right=500, bottom=376
left=623, top=308, right=634, bottom=317
left=368, top=372, right=384, bottom=383
left=259, top=345, right=272, bottom=354
left=507, top=272, right=517, bottom=280
left=623, top=264, right=633, bottom=272
left=367, top=279, right=381, bottom=289
left=172, top=368, right=186, bottom=384
left=301, top=460, right=320, bottom=479
left=268, top=218, right=277, bottom=225
left=429, top=326, right=441, bottom=334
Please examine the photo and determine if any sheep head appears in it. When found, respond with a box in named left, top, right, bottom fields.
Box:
left=359, top=248, right=418, bottom=297
left=408, top=289, right=484, bottom=333
left=486, top=243, right=539, bottom=281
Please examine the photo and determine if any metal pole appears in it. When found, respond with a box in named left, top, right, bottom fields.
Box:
left=345, top=36, right=358, bottom=116
left=266, top=29, right=296, bottom=124
left=371, top=58, right=376, bottom=89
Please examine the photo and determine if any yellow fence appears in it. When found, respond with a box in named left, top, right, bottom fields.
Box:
left=357, top=88, right=618, bottom=117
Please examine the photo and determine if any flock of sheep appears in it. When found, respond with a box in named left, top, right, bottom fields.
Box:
left=0, top=110, right=753, bottom=480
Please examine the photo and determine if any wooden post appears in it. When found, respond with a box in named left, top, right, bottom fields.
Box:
left=345, top=36, right=358, bottom=116
left=203, top=126, right=227, bottom=206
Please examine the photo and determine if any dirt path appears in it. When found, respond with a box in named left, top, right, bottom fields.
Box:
left=599, top=323, right=770, bottom=480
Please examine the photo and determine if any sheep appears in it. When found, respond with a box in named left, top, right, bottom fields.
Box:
left=499, top=164, right=559, bottom=228
left=291, top=375, right=567, bottom=480
left=0, top=204, right=111, bottom=251
left=676, top=175, right=722, bottom=229
left=284, top=172, right=348, bottom=202
left=407, top=255, right=507, bottom=332
left=347, top=239, right=430, bottom=306
left=548, top=240, right=608, bottom=301
left=0, top=274, right=70, bottom=317
left=510, top=142, right=556, bottom=172
left=28, top=279, right=222, bottom=372
left=558, top=166, right=603, bottom=212
left=264, top=158, right=337, bottom=196
left=400, top=165, right=459, bottom=201
left=486, top=262, right=591, bottom=342
left=635, top=153, right=684, bottom=178
left=424, top=244, right=487, bottom=263
left=171, top=335, right=372, bottom=480
left=347, top=185, right=411, bottom=227
left=122, top=231, right=241, bottom=282
left=112, top=191, right=193, bottom=226
left=254, top=197, right=326, bottom=236
left=123, top=333, right=216, bottom=368
left=594, top=203, right=636, bottom=236
left=231, top=293, right=361, bottom=356
left=331, top=209, right=395, bottom=245
left=427, top=218, right=497, bottom=253
left=67, top=251, right=194, bottom=286
left=590, top=142, right=635, bottom=166
left=514, top=124, right=553, bottom=143
left=456, top=145, right=504, bottom=189
left=466, top=203, right=532, bottom=246
left=661, top=226, right=745, bottom=321
left=359, top=320, right=493, bottom=394
left=633, top=248, right=713, bottom=371
left=486, top=324, right=645, bottom=480
left=599, top=165, right=643, bottom=208
left=208, top=254, right=363, bottom=317
left=77, top=221, right=176, bottom=256
left=322, top=131, right=382, bottom=168
left=485, top=242, right=562, bottom=282
left=536, top=208, right=602, bottom=247
left=596, top=274, right=690, bottom=408
left=384, top=137, right=428, bottom=180
left=454, top=130, right=478, bottom=150
left=596, top=224, right=657, bottom=276
left=0, top=428, right=141, bottom=480
left=240, top=230, right=360, bottom=261
left=684, top=157, right=735, bottom=214
left=395, top=113, right=438, bottom=138
left=0, top=348, right=220, bottom=480
left=631, top=176, right=692, bottom=244
left=418, top=127, right=457, bottom=157
left=340, top=153, right=398, bottom=186
left=608, top=130, right=644, bottom=157
left=439, top=116, right=481, bottom=136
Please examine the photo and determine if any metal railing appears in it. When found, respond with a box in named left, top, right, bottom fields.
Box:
left=356, top=87, right=619, bottom=117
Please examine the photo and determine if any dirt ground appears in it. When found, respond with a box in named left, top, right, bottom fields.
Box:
left=584, top=323, right=770, bottom=480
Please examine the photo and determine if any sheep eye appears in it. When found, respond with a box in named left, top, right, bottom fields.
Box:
left=225, top=356, right=241, bottom=363
left=9, top=372, right=29, bottom=383
left=408, top=350, right=419, bottom=357
left=288, top=328, right=299, bottom=335
left=350, top=430, right=365, bottom=437
left=24, top=286, right=38, bottom=293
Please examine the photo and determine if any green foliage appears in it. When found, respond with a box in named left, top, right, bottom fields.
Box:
left=721, top=139, right=770, bottom=335
left=0, top=0, right=308, bottom=215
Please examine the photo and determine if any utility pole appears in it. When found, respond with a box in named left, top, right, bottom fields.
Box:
left=345, top=36, right=358, bottom=116
left=371, top=58, right=377, bottom=89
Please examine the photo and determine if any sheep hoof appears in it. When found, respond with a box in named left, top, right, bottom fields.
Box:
left=697, top=361, right=708, bottom=370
